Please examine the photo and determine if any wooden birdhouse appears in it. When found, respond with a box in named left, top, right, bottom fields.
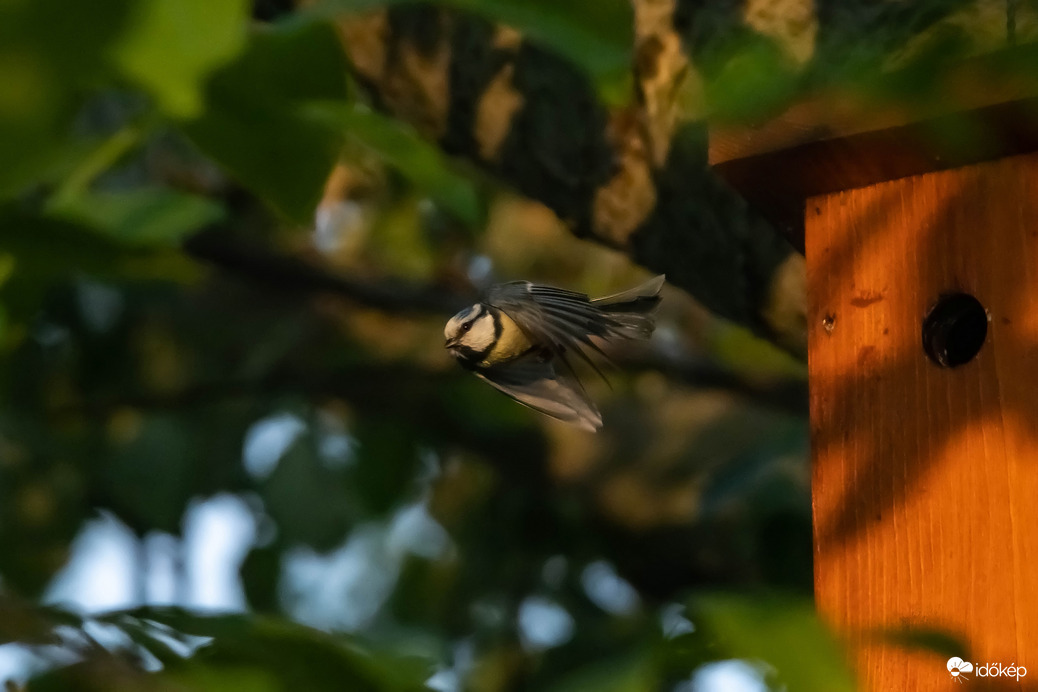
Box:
left=710, top=48, right=1038, bottom=690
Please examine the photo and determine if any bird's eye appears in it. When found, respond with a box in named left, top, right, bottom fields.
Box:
left=461, top=322, right=472, bottom=332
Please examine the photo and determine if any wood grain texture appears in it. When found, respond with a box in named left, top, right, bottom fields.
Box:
left=807, top=152, right=1038, bottom=690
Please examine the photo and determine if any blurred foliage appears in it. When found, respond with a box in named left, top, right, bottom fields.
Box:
left=1, top=0, right=1006, bottom=689
left=308, top=0, right=634, bottom=103
left=307, top=102, right=484, bottom=226
left=182, top=20, right=350, bottom=222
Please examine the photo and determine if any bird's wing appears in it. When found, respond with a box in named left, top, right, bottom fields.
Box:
left=475, top=352, right=602, bottom=432
left=485, top=278, right=662, bottom=357
left=484, top=282, right=616, bottom=363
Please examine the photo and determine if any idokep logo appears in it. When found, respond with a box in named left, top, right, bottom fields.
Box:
left=947, top=658, right=973, bottom=682
left=947, top=657, right=1027, bottom=683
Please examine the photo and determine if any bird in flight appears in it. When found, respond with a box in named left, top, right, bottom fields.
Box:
left=444, top=275, right=665, bottom=431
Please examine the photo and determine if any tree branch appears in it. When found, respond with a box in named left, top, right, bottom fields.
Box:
left=181, top=227, right=807, bottom=413
left=182, top=226, right=473, bottom=315
left=319, top=3, right=807, bottom=355
left=310, top=0, right=1023, bottom=358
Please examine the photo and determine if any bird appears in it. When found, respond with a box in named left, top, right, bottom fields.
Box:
left=444, top=274, right=665, bottom=431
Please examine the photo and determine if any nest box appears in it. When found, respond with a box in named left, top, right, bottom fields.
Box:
left=711, top=49, right=1038, bottom=690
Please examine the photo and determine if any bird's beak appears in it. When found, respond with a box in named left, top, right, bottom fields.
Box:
left=444, top=337, right=457, bottom=349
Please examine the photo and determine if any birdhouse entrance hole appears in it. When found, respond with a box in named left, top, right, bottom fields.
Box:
left=921, top=293, right=988, bottom=368
left=709, top=53, right=1038, bottom=688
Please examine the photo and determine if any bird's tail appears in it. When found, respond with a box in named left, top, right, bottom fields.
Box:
left=592, top=274, right=665, bottom=339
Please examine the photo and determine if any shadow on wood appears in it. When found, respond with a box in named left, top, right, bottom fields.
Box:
left=808, top=153, right=1038, bottom=689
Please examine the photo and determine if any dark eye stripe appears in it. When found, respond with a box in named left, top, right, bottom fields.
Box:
left=459, top=304, right=486, bottom=333
left=490, top=308, right=502, bottom=341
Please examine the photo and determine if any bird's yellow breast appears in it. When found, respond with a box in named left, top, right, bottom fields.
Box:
left=480, top=311, right=532, bottom=367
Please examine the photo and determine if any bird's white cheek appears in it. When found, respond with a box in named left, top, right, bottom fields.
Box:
left=464, top=321, right=496, bottom=352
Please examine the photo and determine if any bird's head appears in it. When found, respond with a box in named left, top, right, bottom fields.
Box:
left=444, top=304, right=496, bottom=358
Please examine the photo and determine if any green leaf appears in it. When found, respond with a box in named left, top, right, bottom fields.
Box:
left=260, top=430, right=358, bottom=550
left=687, top=593, right=857, bottom=692
left=308, top=0, right=632, bottom=102
left=111, top=0, right=250, bottom=118
left=700, top=35, right=801, bottom=124
left=352, top=418, right=420, bottom=516
left=48, top=188, right=225, bottom=248
left=101, top=608, right=433, bottom=692
left=547, top=653, right=658, bottom=692
left=102, top=414, right=199, bottom=534
left=182, top=22, right=350, bottom=224
left=0, top=207, right=193, bottom=280
left=307, top=102, right=482, bottom=226
left=47, top=121, right=154, bottom=207
left=160, top=666, right=281, bottom=692
left=0, top=205, right=198, bottom=329
left=0, top=0, right=134, bottom=195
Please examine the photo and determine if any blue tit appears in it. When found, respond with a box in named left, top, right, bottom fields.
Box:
left=444, top=275, right=665, bottom=431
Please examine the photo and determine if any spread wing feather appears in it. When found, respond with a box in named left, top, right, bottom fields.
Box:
left=474, top=275, right=663, bottom=432
left=485, top=283, right=611, bottom=377
left=484, top=276, right=663, bottom=359
left=475, top=352, right=602, bottom=431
